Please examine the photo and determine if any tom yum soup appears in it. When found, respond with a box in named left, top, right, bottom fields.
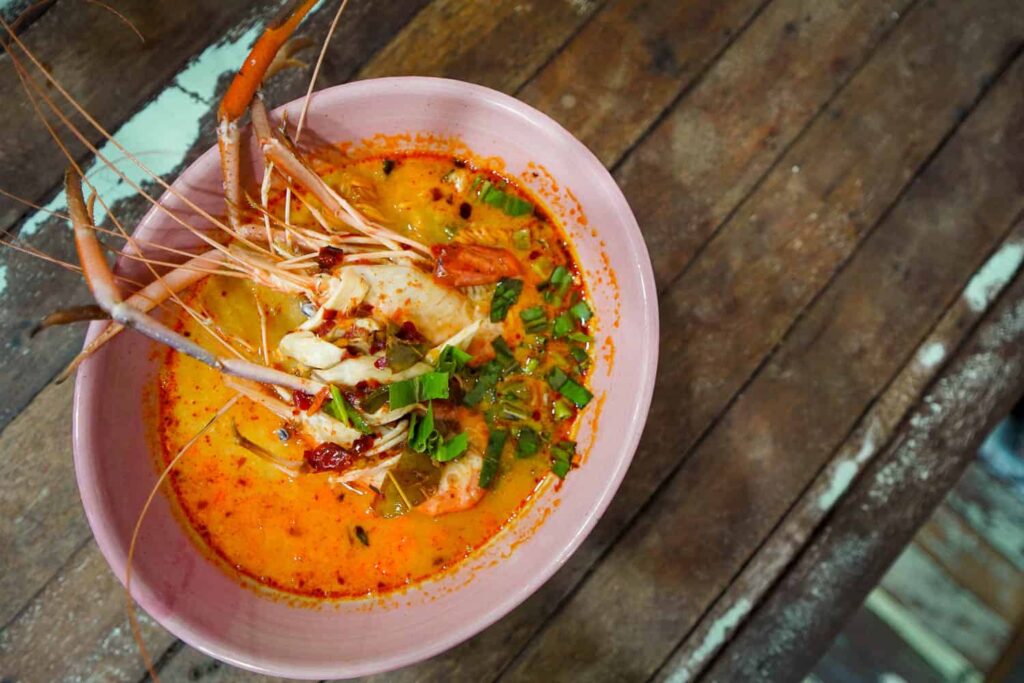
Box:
left=159, top=152, right=596, bottom=598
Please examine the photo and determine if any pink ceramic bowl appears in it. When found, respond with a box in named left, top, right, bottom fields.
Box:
left=73, top=77, right=658, bottom=679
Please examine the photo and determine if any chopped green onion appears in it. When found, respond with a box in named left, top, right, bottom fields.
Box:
left=436, top=345, right=472, bottom=374
left=490, top=278, right=523, bottom=322
left=550, top=440, right=575, bottom=479
left=567, top=332, right=593, bottom=344
left=407, top=404, right=437, bottom=453
left=476, top=178, right=534, bottom=217
left=479, top=429, right=508, bottom=488
left=547, top=368, right=592, bottom=408
left=418, top=372, right=450, bottom=401
left=388, top=379, right=419, bottom=409
left=463, top=364, right=501, bottom=407
left=513, top=228, right=531, bottom=250
left=522, top=357, right=540, bottom=374
left=435, top=432, right=469, bottom=462
left=570, top=300, right=593, bottom=322
left=569, top=346, right=589, bottom=364
left=547, top=367, right=569, bottom=391
left=325, top=385, right=348, bottom=424
left=544, top=265, right=573, bottom=303
left=503, top=195, right=533, bottom=217
left=492, top=336, right=517, bottom=369
left=520, top=305, right=548, bottom=334
left=389, top=372, right=450, bottom=409
left=515, top=427, right=540, bottom=458
left=552, top=312, right=575, bottom=338
left=559, top=378, right=593, bottom=408
left=552, top=399, right=574, bottom=420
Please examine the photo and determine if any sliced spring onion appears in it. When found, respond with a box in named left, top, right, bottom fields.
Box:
left=513, top=228, right=531, bottom=250
left=490, top=278, right=523, bottom=322
left=552, top=398, right=574, bottom=420
left=570, top=300, right=593, bottom=322
left=479, top=429, right=508, bottom=488
left=388, top=379, right=419, bottom=409
left=515, top=427, right=540, bottom=458
left=407, top=404, right=437, bottom=453
left=463, top=364, right=501, bottom=407
left=547, top=368, right=593, bottom=408
left=389, top=372, right=450, bottom=409
left=569, top=346, right=589, bottom=364
left=325, top=385, right=347, bottom=424
left=436, top=345, right=472, bottom=374
left=435, top=432, right=469, bottom=462
left=543, top=265, right=573, bottom=304
left=477, top=179, right=534, bottom=217
left=550, top=440, right=575, bottom=479
left=419, top=372, right=450, bottom=401
left=522, top=357, right=540, bottom=374
left=492, top=336, right=517, bottom=369
left=567, top=331, right=594, bottom=344
left=520, top=305, right=548, bottom=334
left=552, top=312, right=575, bottom=338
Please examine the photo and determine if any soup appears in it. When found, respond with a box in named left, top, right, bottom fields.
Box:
left=158, top=152, right=594, bottom=598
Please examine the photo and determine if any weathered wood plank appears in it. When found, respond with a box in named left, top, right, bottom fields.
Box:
left=356, top=2, right=930, bottom=681
left=0, top=541, right=174, bottom=682
left=357, top=0, right=606, bottom=93
left=516, top=0, right=770, bottom=166
left=500, top=7, right=1024, bottom=678
left=809, top=605, right=946, bottom=683
left=0, top=0, right=429, bottom=432
left=0, top=381, right=80, bottom=630
left=0, top=0, right=279, bottom=233
left=614, top=0, right=910, bottom=288
left=651, top=215, right=1024, bottom=682
left=702, top=275, right=1024, bottom=682
left=946, top=464, right=1024, bottom=572
left=880, top=544, right=1009, bottom=670
left=916, top=501, right=1024, bottom=623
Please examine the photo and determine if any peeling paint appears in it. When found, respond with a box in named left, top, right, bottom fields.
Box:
left=915, top=341, right=946, bottom=369
left=963, top=242, right=1024, bottom=311
left=0, top=263, right=7, bottom=296
left=664, top=599, right=752, bottom=683
left=19, top=23, right=264, bottom=238
left=817, top=461, right=858, bottom=511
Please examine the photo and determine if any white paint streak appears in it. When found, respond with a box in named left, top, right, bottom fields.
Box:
left=816, top=461, right=858, bottom=511
left=963, top=242, right=1024, bottom=311
left=19, top=24, right=264, bottom=237
left=916, top=341, right=946, bottom=369
left=0, top=263, right=7, bottom=296
left=665, top=599, right=752, bottom=683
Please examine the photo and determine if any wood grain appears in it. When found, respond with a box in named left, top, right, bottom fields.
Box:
left=501, top=8, right=1024, bottom=678
left=809, top=606, right=946, bottom=683
left=915, top=504, right=1024, bottom=623
left=946, top=465, right=1024, bottom=572
left=0, top=541, right=174, bottom=682
left=652, top=214, right=1024, bottom=682
left=880, top=544, right=1008, bottom=670
left=516, top=0, right=769, bottom=166
left=0, top=381, right=80, bottom=630
left=613, top=0, right=910, bottom=288
left=703, top=274, right=1024, bottom=681
left=357, top=0, right=606, bottom=93
left=0, top=0, right=428, bottom=432
left=0, top=0, right=279, bottom=233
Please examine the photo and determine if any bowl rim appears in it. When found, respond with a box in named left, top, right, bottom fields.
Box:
left=72, top=75, right=659, bottom=678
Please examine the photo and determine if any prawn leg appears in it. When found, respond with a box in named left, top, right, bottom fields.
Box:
left=217, top=0, right=317, bottom=229
left=67, top=169, right=323, bottom=395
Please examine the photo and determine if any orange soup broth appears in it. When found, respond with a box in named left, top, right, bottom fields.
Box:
left=158, top=151, right=590, bottom=599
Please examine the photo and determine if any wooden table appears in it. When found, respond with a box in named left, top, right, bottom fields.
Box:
left=1, top=1, right=1023, bottom=680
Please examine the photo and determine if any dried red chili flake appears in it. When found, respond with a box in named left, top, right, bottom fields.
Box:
left=352, top=303, right=374, bottom=318
left=354, top=380, right=370, bottom=394
left=316, top=246, right=345, bottom=270
left=396, top=320, right=426, bottom=344
left=351, top=434, right=376, bottom=454
left=304, top=442, right=354, bottom=472
left=292, top=390, right=314, bottom=411
left=529, top=250, right=542, bottom=261
left=313, top=309, right=338, bottom=337
left=459, top=202, right=472, bottom=220
left=430, top=187, right=443, bottom=201
left=373, top=356, right=388, bottom=369
left=369, top=336, right=386, bottom=354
